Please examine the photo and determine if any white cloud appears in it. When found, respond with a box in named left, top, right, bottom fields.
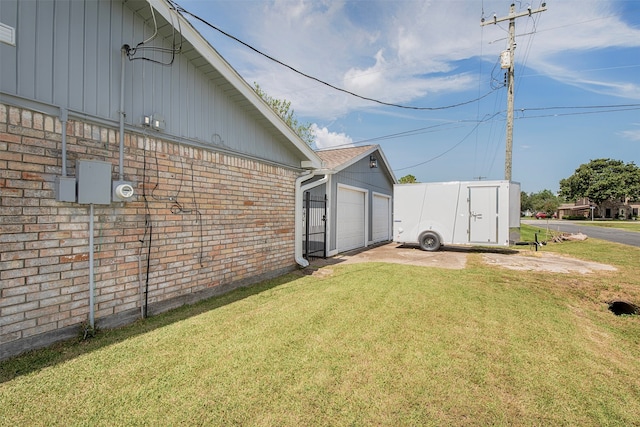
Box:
left=190, top=0, right=640, bottom=119
left=235, top=0, right=496, bottom=119
left=311, top=123, right=354, bottom=150
left=618, top=128, right=640, bottom=142
left=500, top=1, right=640, bottom=99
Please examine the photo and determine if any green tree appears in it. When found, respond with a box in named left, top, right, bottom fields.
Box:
left=559, top=159, right=640, bottom=217
left=520, top=190, right=559, bottom=216
left=398, top=174, right=418, bottom=184
left=520, top=191, right=532, bottom=213
left=253, top=83, right=314, bottom=146
left=528, top=189, right=561, bottom=215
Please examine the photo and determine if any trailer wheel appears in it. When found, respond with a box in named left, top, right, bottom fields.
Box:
left=419, top=232, right=441, bottom=251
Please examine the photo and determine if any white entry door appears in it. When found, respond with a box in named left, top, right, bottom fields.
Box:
left=468, top=186, right=499, bottom=244
left=337, top=186, right=366, bottom=252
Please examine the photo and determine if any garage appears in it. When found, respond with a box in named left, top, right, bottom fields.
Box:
left=336, top=185, right=366, bottom=252
left=309, top=145, right=396, bottom=257
left=372, top=193, right=391, bottom=242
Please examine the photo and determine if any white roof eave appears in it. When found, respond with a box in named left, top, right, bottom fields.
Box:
left=146, top=0, right=322, bottom=169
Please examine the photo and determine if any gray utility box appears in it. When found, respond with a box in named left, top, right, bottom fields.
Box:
left=55, top=176, right=77, bottom=202
left=77, top=160, right=112, bottom=205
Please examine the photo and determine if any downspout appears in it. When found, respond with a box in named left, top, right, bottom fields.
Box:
left=60, top=107, right=68, bottom=176
left=295, top=171, right=329, bottom=267
left=118, top=45, right=128, bottom=181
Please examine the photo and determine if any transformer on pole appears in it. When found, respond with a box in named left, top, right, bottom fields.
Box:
left=481, top=3, right=547, bottom=181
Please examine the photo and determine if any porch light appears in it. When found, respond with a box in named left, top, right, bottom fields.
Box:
left=369, top=155, right=378, bottom=168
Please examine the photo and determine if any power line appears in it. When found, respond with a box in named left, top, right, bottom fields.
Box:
left=395, top=122, right=484, bottom=172
left=322, top=103, right=640, bottom=150
left=516, top=106, right=640, bottom=120
left=481, top=2, right=548, bottom=181
left=170, top=1, right=499, bottom=111
left=391, top=105, right=640, bottom=174
left=517, top=103, right=640, bottom=111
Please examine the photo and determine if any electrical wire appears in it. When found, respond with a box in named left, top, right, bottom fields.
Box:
left=140, top=135, right=154, bottom=319
left=515, top=106, right=640, bottom=120
left=314, top=101, right=639, bottom=152
left=474, top=16, right=487, bottom=181
left=149, top=146, right=181, bottom=202
left=142, top=0, right=158, bottom=45
left=316, top=120, right=482, bottom=151
left=394, top=121, right=485, bottom=172
left=513, top=1, right=545, bottom=100
left=517, top=103, right=640, bottom=112
left=395, top=104, right=640, bottom=175
left=169, top=0, right=500, bottom=111
left=168, top=152, right=205, bottom=267
left=126, top=1, right=183, bottom=65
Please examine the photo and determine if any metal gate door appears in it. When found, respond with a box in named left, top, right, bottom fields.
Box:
left=303, top=192, right=327, bottom=259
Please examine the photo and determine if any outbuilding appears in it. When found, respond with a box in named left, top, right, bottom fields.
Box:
left=297, top=145, right=396, bottom=262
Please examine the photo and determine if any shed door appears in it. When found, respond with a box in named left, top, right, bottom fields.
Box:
left=468, top=186, right=499, bottom=244
left=337, top=186, right=366, bottom=252
left=372, top=194, right=391, bottom=242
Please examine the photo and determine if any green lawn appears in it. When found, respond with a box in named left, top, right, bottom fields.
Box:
left=528, top=217, right=640, bottom=233
left=574, top=220, right=640, bottom=232
left=2, top=237, right=640, bottom=426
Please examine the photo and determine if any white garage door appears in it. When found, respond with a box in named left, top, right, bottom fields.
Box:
left=337, top=186, right=366, bottom=252
left=372, top=193, right=391, bottom=242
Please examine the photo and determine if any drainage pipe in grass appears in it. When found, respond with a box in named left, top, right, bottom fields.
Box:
left=295, top=171, right=329, bottom=267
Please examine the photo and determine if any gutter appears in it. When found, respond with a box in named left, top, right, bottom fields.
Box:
left=294, top=170, right=330, bottom=267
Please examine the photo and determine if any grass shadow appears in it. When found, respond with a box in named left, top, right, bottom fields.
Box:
left=0, top=271, right=303, bottom=383
left=397, top=243, right=520, bottom=255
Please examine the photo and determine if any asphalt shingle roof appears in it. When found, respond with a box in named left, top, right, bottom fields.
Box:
left=315, top=145, right=376, bottom=170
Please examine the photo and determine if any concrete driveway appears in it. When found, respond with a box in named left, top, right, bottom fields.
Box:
left=310, top=242, right=616, bottom=274
left=323, top=242, right=469, bottom=269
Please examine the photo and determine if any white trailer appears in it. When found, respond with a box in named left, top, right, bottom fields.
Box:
left=393, top=180, right=521, bottom=251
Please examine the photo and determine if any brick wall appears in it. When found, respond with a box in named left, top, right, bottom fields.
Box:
left=0, top=103, right=298, bottom=360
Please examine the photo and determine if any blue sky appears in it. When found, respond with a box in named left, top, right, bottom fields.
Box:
left=179, top=0, right=640, bottom=194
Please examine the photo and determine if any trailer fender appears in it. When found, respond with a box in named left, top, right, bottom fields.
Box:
left=418, top=231, right=442, bottom=252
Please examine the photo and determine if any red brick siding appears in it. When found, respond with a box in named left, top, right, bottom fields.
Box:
left=1, top=103, right=297, bottom=353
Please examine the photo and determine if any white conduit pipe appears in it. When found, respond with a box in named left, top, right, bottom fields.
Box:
left=60, top=107, right=68, bottom=176
left=294, top=171, right=329, bottom=267
left=119, top=45, right=127, bottom=181
left=89, top=204, right=95, bottom=329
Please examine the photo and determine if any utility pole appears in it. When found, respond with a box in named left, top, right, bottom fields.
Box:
left=481, top=3, right=547, bottom=181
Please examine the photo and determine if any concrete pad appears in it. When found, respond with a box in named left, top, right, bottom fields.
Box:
left=482, top=252, right=617, bottom=274
left=311, top=243, right=467, bottom=269
left=309, top=242, right=616, bottom=275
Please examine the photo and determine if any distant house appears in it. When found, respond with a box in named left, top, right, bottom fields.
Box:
left=0, top=0, right=322, bottom=360
left=599, top=197, right=640, bottom=220
left=296, top=145, right=396, bottom=261
left=557, top=198, right=594, bottom=219
left=557, top=197, right=639, bottom=219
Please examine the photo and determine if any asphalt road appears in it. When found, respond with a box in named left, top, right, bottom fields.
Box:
left=521, top=219, right=640, bottom=248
